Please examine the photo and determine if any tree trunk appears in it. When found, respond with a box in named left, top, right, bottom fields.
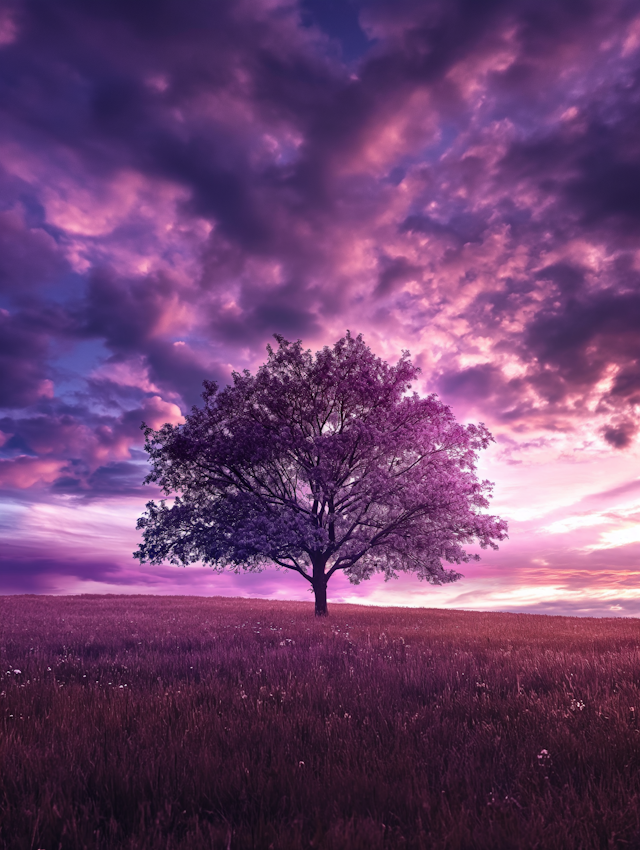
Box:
left=313, top=577, right=328, bottom=616
left=311, top=555, right=329, bottom=616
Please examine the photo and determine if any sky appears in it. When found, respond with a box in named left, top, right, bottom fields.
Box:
left=1, top=0, right=640, bottom=616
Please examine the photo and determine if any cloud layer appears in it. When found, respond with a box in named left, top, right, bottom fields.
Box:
left=1, top=0, right=639, bottom=613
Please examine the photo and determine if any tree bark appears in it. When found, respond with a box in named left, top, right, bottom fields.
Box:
left=313, top=577, right=328, bottom=616
left=311, top=555, right=329, bottom=616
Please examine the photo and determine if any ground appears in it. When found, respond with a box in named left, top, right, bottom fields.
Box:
left=1, top=595, right=640, bottom=849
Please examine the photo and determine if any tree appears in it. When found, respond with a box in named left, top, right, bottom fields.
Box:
left=134, top=332, right=507, bottom=615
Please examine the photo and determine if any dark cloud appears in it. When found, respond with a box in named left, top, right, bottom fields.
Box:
left=0, top=541, right=124, bottom=592
left=81, top=269, right=176, bottom=352
left=0, top=209, right=66, bottom=295
left=0, top=392, right=182, bottom=494
left=438, top=363, right=504, bottom=404
left=374, top=255, right=421, bottom=298
left=78, top=270, right=219, bottom=405
left=301, top=0, right=372, bottom=63
left=0, top=433, right=37, bottom=457
left=209, top=277, right=323, bottom=346
left=602, top=419, right=638, bottom=449
left=401, top=213, right=487, bottom=247
left=0, top=310, right=52, bottom=408
left=524, top=289, right=640, bottom=404
left=144, top=343, right=215, bottom=409
left=51, top=460, right=148, bottom=498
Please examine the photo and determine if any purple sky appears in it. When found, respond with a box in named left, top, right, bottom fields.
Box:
left=1, top=0, right=640, bottom=615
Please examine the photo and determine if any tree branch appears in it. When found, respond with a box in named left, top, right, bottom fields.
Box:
left=272, top=557, right=312, bottom=582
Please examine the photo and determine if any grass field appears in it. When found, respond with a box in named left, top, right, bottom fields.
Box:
left=1, top=595, right=640, bottom=849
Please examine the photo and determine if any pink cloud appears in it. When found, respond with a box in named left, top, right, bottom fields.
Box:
left=0, top=456, right=65, bottom=489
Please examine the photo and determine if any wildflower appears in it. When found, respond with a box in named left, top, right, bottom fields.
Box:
left=537, top=749, right=551, bottom=768
left=488, top=792, right=523, bottom=810
left=13, top=669, right=21, bottom=675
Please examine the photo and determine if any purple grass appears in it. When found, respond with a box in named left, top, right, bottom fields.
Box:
left=1, top=595, right=640, bottom=849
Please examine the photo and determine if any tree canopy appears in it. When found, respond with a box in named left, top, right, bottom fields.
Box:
left=134, top=332, right=508, bottom=614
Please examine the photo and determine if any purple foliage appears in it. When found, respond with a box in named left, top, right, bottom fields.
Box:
left=135, top=333, right=507, bottom=613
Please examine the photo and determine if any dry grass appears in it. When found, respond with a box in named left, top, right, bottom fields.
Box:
left=1, top=595, right=640, bottom=849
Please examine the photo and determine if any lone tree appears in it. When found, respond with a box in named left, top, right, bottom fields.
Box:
left=135, top=333, right=507, bottom=615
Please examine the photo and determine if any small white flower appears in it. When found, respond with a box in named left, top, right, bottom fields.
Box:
left=537, top=749, right=551, bottom=767
left=13, top=669, right=21, bottom=675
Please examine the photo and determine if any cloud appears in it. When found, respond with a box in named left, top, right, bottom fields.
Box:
left=0, top=456, right=64, bottom=489
left=0, top=309, right=56, bottom=408
left=0, top=0, right=639, bottom=605
left=0, top=394, right=182, bottom=492
left=0, top=543, right=123, bottom=592
left=0, top=208, right=66, bottom=294
left=602, top=419, right=638, bottom=449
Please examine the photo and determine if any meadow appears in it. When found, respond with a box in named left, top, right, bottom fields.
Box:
left=1, top=595, right=640, bottom=850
